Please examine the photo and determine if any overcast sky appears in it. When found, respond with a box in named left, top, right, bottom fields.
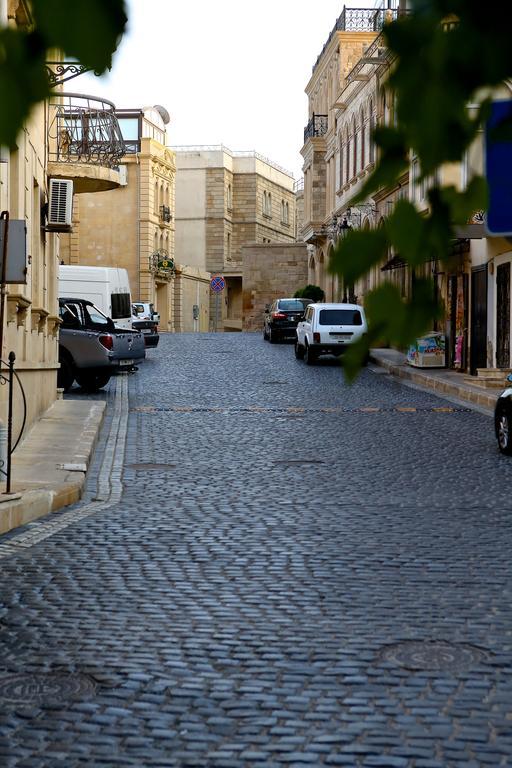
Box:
left=83, top=1, right=381, bottom=179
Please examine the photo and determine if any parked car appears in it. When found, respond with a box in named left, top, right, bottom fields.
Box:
left=132, top=301, right=160, bottom=324
left=132, top=304, right=159, bottom=349
left=58, top=298, right=145, bottom=392
left=295, top=302, right=368, bottom=365
left=494, top=374, right=512, bottom=454
left=263, top=298, right=312, bottom=343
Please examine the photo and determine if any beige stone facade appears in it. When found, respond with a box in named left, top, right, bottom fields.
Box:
left=0, top=1, right=126, bottom=446
left=242, top=243, right=309, bottom=331
left=60, top=108, right=210, bottom=332
left=174, top=147, right=297, bottom=331
left=302, top=3, right=512, bottom=376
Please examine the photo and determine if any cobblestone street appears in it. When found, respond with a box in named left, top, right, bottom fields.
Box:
left=1, top=332, right=512, bottom=767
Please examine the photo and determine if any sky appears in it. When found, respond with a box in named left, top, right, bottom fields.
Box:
left=82, top=0, right=382, bottom=179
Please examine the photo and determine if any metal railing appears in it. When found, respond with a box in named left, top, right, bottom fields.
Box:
left=313, top=6, right=400, bottom=72
left=170, top=145, right=294, bottom=178
left=304, top=114, right=328, bottom=143
left=48, top=92, right=125, bottom=168
left=294, top=178, right=304, bottom=193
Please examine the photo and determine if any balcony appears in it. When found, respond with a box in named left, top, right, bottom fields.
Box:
left=47, top=92, right=125, bottom=193
left=304, top=114, right=328, bottom=143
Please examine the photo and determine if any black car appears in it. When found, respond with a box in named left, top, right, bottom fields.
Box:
left=263, top=298, right=312, bottom=343
left=495, top=374, right=512, bottom=453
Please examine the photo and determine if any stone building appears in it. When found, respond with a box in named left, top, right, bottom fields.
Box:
left=60, top=107, right=211, bottom=332
left=242, top=243, right=308, bottom=332
left=174, top=146, right=297, bottom=331
left=301, top=5, right=390, bottom=303
left=0, top=0, right=126, bottom=442
left=301, top=2, right=512, bottom=378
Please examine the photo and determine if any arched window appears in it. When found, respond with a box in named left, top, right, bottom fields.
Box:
left=352, top=117, right=357, bottom=179
left=369, top=98, right=375, bottom=164
left=338, top=131, right=343, bottom=187
left=227, top=183, right=232, bottom=209
left=263, top=191, right=267, bottom=214
left=286, top=202, right=289, bottom=224
left=360, top=108, right=366, bottom=171
left=345, top=131, right=350, bottom=184
left=154, top=182, right=159, bottom=215
left=268, top=192, right=272, bottom=217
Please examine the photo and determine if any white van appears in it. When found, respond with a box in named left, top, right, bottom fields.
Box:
left=58, top=265, right=133, bottom=330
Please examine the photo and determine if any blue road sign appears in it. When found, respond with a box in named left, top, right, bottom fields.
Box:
left=210, top=275, right=225, bottom=293
left=485, top=100, right=512, bottom=236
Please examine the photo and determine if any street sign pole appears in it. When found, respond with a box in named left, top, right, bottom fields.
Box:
left=215, top=292, right=220, bottom=332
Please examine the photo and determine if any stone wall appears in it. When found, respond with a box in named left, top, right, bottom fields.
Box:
left=242, top=243, right=308, bottom=331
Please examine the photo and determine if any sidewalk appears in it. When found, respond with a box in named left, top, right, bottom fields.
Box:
left=370, top=347, right=502, bottom=412
left=0, top=397, right=105, bottom=536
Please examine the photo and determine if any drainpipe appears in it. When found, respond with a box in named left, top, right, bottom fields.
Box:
left=135, top=151, right=140, bottom=301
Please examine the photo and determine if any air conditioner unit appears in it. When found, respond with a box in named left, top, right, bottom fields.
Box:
left=47, top=179, right=73, bottom=231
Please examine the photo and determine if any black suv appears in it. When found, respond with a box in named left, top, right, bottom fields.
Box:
left=263, top=298, right=312, bottom=343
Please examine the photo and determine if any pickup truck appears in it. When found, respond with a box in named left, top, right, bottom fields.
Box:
left=58, top=297, right=145, bottom=392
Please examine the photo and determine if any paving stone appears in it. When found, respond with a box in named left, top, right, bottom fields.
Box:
left=0, top=333, right=509, bottom=766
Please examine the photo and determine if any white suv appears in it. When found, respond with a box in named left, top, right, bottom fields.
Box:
left=295, top=303, right=368, bottom=365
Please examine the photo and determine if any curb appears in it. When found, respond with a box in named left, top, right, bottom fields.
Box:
left=370, top=354, right=499, bottom=412
left=0, top=400, right=106, bottom=536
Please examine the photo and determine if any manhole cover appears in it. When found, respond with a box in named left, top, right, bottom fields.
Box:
left=128, top=463, right=176, bottom=471
left=263, top=381, right=289, bottom=385
left=379, top=640, right=490, bottom=672
left=274, top=460, right=325, bottom=466
left=0, top=672, right=97, bottom=707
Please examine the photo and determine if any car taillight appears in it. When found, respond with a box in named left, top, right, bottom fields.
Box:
left=272, top=312, right=286, bottom=319
left=99, top=334, right=114, bottom=350
left=313, top=332, right=321, bottom=343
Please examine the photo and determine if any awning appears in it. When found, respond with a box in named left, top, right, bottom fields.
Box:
left=381, top=239, right=470, bottom=271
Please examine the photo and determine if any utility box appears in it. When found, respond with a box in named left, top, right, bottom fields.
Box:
left=0, top=219, right=27, bottom=283
left=407, top=332, right=446, bottom=368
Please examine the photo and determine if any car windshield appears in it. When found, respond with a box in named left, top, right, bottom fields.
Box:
left=278, top=300, right=305, bottom=311
left=319, top=309, right=363, bottom=326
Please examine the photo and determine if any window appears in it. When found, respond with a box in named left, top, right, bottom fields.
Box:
left=360, top=109, right=366, bottom=170
left=319, top=309, right=362, bottom=325
left=227, top=183, right=232, bottom=209
left=111, top=293, right=131, bottom=320
left=281, top=200, right=289, bottom=224
left=338, top=132, right=343, bottom=187
left=277, top=299, right=305, bottom=311
left=369, top=99, right=375, bottom=164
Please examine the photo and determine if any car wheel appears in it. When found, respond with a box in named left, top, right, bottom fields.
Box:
left=263, top=326, right=269, bottom=341
left=269, top=328, right=278, bottom=344
left=294, top=340, right=305, bottom=360
left=304, top=343, right=317, bottom=365
left=57, top=354, right=75, bottom=392
left=496, top=404, right=512, bottom=455
left=76, top=371, right=111, bottom=393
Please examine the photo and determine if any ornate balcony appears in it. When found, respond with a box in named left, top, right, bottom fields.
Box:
left=47, top=92, right=125, bottom=193
left=304, top=114, right=328, bottom=143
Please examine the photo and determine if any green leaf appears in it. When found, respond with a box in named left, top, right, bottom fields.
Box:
left=329, top=228, right=389, bottom=285
left=0, top=29, right=49, bottom=147
left=31, top=0, right=127, bottom=72
left=386, top=201, right=427, bottom=267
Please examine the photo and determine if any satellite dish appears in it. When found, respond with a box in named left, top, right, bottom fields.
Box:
left=153, top=104, right=170, bottom=125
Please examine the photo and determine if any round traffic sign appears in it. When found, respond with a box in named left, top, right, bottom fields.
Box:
left=210, top=275, right=226, bottom=293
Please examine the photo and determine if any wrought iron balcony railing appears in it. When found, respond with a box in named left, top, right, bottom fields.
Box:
left=48, top=92, right=125, bottom=169
left=304, top=114, right=328, bottom=143
left=313, top=5, right=400, bottom=72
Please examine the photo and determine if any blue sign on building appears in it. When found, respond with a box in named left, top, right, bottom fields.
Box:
left=485, top=99, right=512, bottom=236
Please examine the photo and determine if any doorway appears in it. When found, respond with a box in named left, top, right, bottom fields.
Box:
left=496, top=262, right=510, bottom=368
left=470, top=266, right=488, bottom=374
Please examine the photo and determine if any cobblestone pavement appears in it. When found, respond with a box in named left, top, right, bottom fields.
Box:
left=1, top=332, right=512, bottom=768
